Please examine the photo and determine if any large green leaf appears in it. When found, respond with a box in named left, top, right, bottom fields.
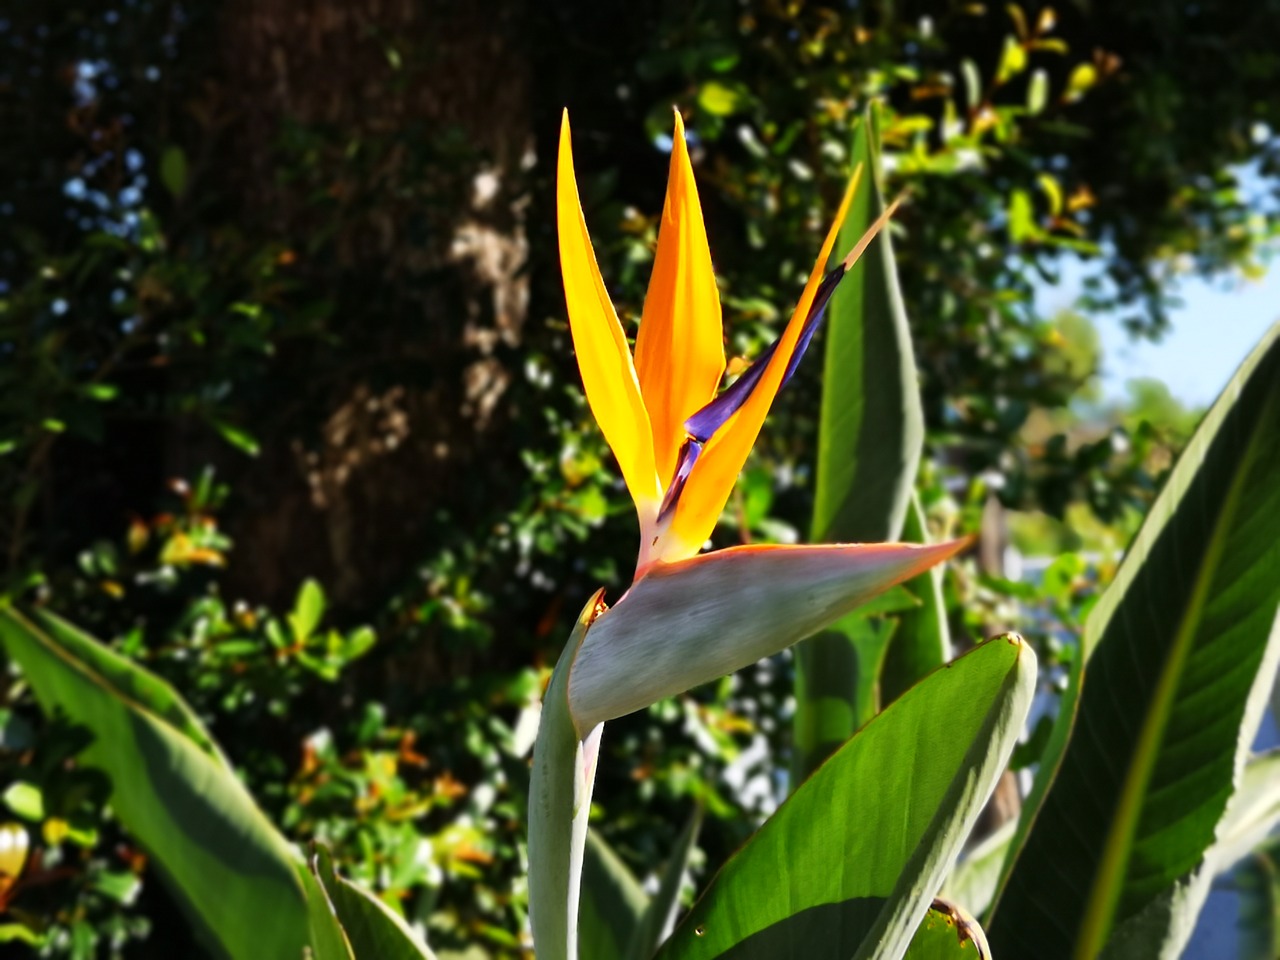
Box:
left=793, top=103, right=926, bottom=784
left=0, top=606, right=316, bottom=959
left=988, top=322, right=1280, bottom=959
left=656, top=634, right=1035, bottom=960
left=311, top=845, right=437, bottom=960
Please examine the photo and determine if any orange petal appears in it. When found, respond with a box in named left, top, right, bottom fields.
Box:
left=659, top=169, right=864, bottom=560
left=634, top=110, right=726, bottom=486
left=567, top=539, right=968, bottom=729
left=557, top=111, right=662, bottom=514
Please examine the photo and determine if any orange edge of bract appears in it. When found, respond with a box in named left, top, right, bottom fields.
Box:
left=556, top=111, right=662, bottom=517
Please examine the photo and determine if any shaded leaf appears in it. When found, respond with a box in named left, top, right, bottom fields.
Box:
left=311, top=844, right=436, bottom=960
left=579, top=830, right=648, bottom=960
left=0, top=607, right=314, bottom=959
left=628, top=807, right=702, bottom=960
left=793, top=103, right=926, bottom=784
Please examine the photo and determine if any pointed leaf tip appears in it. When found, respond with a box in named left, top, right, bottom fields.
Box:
left=567, top=539, right=967, bottom=729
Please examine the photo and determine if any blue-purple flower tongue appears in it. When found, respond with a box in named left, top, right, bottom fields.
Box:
left=657, top=262, right=847, bottom=522
left=684, top=262, right=846, bottom=444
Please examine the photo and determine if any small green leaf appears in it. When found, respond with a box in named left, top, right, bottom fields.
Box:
left=212, top=419, right=261, bottom=456
left=1037, top=172, right=1063, bottom=217
left=1065, top=63, right=1097, bottom=102
left=3, top=782, right=45, bottom=822
left=1027, top=68, right=1048, bottom=114
left=697, top=81, right=746, bottom=117
left=996, top=36, right=1027, bottom=84
left=961, top=59, right=983, bottom=109
left=82, top=384, right=119, bottom=402
left=903, top=900, right=991, bottom=959
left=291, top=579, right=325, bottom=641
left=0, top=923, right=42, bottom=945
left=343, top=626, right=376, bottom=661
left=160, top=145, right=188, bottom=198
left=1008, top=189, right=1035, bottom=243
left=93, top=869, right=142, bottom=905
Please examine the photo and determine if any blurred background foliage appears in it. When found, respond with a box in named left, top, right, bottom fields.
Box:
left=1, top=0, right=1278, bottom=955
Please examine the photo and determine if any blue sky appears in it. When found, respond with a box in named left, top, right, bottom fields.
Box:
left=1036, top=257, right=1279, bottom=408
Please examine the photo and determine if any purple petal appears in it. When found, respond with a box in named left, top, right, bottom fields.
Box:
left=683, top=264, right=847, bottom=444
left=657, top=438, right=703, bottom=523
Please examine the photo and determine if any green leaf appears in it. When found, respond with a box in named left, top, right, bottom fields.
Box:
left=0, top=607, right=315, bottom=959
left=902, top=900, right=991, bottom=959
left=212, top=418, right=261, bottom=456
left=1065, top=63, right=1097, bottom=102
left=310, top=845, right=437, bottom=960
left=941, top=820, right=1016, bottom=921
left=793, top=613, right=895, bottom=776
left=988, top=322, right=1280, bottom=959
left=528, top=593, right=607, bottom=960
left=794, top=103, right=926, bottom=784
left=291, top=578, right=326, bottom=641
left=628, top=807, right=702, bottom=960
left=0, top=923, right=42, bottom=945
left=1209, top=749, right=1280, bottom=874
left=579, top=831, right=648, bottom=960
left=2, top=782, right=44, bottom=822
left=657, top=634, right=1036, bottom=960
left=960, top=59, right=983, bottom=110
left=697, top=81, right=747, bottom=116
left=1026, top=68, right=1049, bottom=114
left=1235, top=837, right=1280, bottom=960
left=303, top=864, right=357, bottom=960
left=881, top=493, right=952, bottom=707
left=160, top=145, right=188, bottom=198
left=1008, top=189, right=1034, bottom=243
left=995, top=35, right=1027, bottom=84
left=578, top=807, right=702, bottom=960
left=343, top=626, right=377, bottom=661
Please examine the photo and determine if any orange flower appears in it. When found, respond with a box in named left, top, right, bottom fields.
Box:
left=555, top=110, right=963, bottom=732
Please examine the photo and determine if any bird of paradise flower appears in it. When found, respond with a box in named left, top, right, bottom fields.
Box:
left=528, top=109, right=967, bottom=960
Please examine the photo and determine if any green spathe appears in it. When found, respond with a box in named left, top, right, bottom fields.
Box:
left=567, top=540, right=964, bottom=731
